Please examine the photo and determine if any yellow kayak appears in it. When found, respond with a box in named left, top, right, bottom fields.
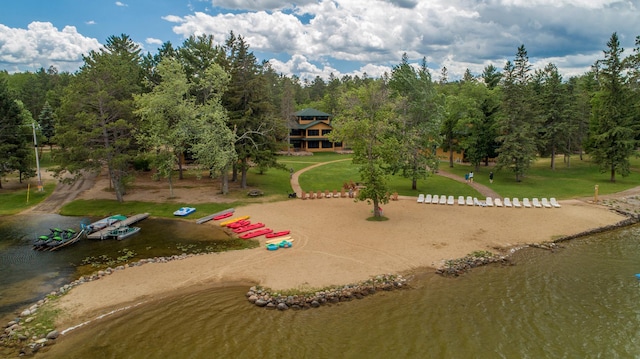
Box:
left=219, top=215, right=250, bottom=227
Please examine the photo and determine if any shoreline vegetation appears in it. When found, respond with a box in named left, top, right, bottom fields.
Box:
left=2, top=155, right=640, bottom=356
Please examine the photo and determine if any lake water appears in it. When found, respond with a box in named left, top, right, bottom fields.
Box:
left=2, top=216, right=640, bottom=358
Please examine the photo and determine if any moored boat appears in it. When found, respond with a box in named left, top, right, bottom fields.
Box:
left=104, top=226, right=141, bottom=240
left=85, top=215, right=127, bottom=233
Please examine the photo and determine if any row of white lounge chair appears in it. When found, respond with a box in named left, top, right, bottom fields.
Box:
left=416, top=194, right=561, bottom=208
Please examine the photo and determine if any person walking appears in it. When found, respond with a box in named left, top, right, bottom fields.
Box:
left=464, top=173, right=469, bottom=183
left=469, top=171, right=474, bottom=183
left=489, top=171, right=494, bottom=184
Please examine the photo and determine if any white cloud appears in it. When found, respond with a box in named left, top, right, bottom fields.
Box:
left=0, top=22, right=102, bottom=73
left=146, top=37, right=164, bottom=45
left=115, top=1, right=128, bottom=7
left=167, top=0, right=638, bottom=80
left=85, top=20, right=96, bottom=25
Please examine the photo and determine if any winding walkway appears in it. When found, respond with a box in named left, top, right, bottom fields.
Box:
left=289, top=160, right=499, bottom=199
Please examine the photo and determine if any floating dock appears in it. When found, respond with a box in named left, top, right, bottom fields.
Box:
left=87, top=213, right=150, bottom=239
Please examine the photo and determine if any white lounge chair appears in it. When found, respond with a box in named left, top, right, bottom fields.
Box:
left=550, top=198, right=561, bottom=208
left=432, top=195, right=439, bottom=204
left=458, top=196, right=465, bottom=205
left=439, top=195, right=447, bottom=205
left=503, top=198, right=512, bottom=207
left=523, top=198, right=532, bottom=208
left=485, top=197, right=494, bottom=207
left=417, top=194, right=425, bottom=203
left=532, top=198, right=542, bottom=208
left=466, top=196, right=474, bottom=206
left=425, top=194, right=432, bottom=204
left=447, top=195, right=455, bottom=205
left=540, top=198, right=552, bottom=208
left=474, top=197, right=486, bottom=207
left=512, top=198, right=522, bottom=208
left=494, top=198, right=503, bottom=207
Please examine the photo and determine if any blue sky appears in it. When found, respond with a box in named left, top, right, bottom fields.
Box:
left=0, top=0, right=638, bottom=81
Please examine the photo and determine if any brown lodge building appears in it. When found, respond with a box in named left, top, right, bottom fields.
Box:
left=289, top=108, right=344, bottom=153
left=289, top=108, right=464, bottom=161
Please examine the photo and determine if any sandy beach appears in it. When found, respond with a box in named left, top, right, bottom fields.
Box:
left=51, top=190, right=627, bottom=329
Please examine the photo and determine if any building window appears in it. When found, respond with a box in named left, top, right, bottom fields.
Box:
left=290, top=129, right=303, bottom=136
left=322, top=129, right=331, bottom=136
left=307, top=141, right=319, bottom=148
left=322, top=140, right=333, bottom=148
left=307, top=129, right=319, bottom=136
left=334, top=142, right=342, bottom=147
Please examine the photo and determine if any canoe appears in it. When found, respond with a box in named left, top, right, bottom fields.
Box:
left=233, top=223, right=265, bottom=233
left=219, top=216, right=250, bottom=227
left=213, top=212, right=233, bottom=220
left=227, top=220, right=250, bottom=229
left=240, top=228, right=273, bottom=239
left=265, top=237, right=294, bottom=245
left=265, top=230, right=290, bottom=238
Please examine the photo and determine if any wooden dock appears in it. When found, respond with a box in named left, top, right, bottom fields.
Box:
left=87, top=213, right=150, bottom=239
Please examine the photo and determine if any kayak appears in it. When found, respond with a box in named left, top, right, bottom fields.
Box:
left=233, top=223, right=265, bottom=233
left=213, top=212, right=233, bottom=220
left=265, top=230, right=290, bottom=238
left=240, top=228, right=273, bottom=239
left=219, top=216, right=250, bottom=227
left=265, top=237, right=294, bottom=245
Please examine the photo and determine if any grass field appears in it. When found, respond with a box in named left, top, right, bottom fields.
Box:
left=3, top=152, right=640, bottom=217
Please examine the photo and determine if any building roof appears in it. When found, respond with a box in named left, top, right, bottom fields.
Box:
left=295, top=108, right=331, bottom=118
left=292, top=120, right=332, bottom=130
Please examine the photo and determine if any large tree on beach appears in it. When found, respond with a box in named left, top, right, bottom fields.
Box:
left=330, top=79, right=399, bottom=218
left=54, top=34, right=144, bottom=202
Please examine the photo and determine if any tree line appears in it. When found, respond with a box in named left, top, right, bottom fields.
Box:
left=0, top=32, right=638, bottom=213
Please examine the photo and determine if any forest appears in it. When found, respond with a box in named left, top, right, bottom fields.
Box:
left=0, top=31, right=639, bottom=209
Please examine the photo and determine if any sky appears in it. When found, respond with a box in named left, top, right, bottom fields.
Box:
left=0, top=0, right=638, bottom=81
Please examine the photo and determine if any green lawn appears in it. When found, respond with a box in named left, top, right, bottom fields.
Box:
left=0, top=183, right=57, bottom=215
left=297, top=158, right=482, bottom=198
left=442, top=155, right=640, bottom=199
left=4, top=152, right=640, bottom=217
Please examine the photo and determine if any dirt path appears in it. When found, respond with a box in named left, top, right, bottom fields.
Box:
left=21, top=171, right=97, bottom=214
left=290, top=160, right=499, bottom=199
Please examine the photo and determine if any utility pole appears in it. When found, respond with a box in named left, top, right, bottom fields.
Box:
left=32, top=122, right=43, bottom=191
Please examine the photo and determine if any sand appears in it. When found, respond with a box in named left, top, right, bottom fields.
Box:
left=51, top=177, right=628, bottom=329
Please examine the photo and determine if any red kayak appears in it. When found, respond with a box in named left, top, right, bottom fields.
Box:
left=240, top=228, right=273, bottom=239
left=213, top=212, right=233, bottom=220
left=233, top=223, right=265, bottom=233
left=227, top=220, right=250, bottom=229
left=265, top=230, right=290, bottom=238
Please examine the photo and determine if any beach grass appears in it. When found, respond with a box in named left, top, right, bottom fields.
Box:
left=0, top=182, right=57, bottom=215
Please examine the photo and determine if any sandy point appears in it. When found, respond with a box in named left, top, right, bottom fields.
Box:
left=53, top=197, right=626, bottom=327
